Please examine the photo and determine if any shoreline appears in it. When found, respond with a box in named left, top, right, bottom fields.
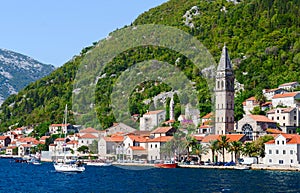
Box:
left=111, top=162, right=300, bottom=172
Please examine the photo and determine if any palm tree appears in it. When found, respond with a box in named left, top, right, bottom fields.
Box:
left=217, top=135, right=230, bottom=162
left=192, top=143, right=209, bottom=164
left=228, top=141, right=242, bottom=163
left=208, top=140, right=219, bottom=163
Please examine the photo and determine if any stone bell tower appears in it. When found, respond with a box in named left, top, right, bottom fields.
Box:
left=215, top=45, right=235, bottom=134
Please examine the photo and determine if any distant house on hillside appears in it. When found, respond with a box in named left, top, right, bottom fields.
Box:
left=140, top=110, right=166, bottom=131
left=278, top=82, right=299, bottom=91
left=49, top=124, right=77, bottom=134
left=103, top=123, right=136, bottom=137
left=272, top=92, right=300, bottom=107
left=267, top=107, right=299, bottom=134
left=263, top=88, right=287, bottom=100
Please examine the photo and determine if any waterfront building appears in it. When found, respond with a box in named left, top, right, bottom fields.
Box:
left=98, top=135, right=124, bottom=158
left=215, top=45, right=235, bottom=134
left=147, top=136, right=173, bottom=161
left=264, top=134, right=300, bottom=166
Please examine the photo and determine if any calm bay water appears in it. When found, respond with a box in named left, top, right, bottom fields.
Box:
left=0, top=159, right=299, bottom=193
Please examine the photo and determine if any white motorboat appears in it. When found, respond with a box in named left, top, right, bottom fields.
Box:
left=234, top=165, right=251, bottom=170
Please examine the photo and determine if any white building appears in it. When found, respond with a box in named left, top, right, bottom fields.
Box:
left=147, top=136, right=173, bottom=161
left=243, top=97, right=259, bottom=115
left=264, top=134, right=300, bottom=166
left=140, top=110, right=166, bottom=131
left=263, top=88, right=287, bottom=100
left=278, top=82, right=299, bottom=91
left=267, top=107, right=300, bottom=129
left=272, top=92, right=300, bottom=108
left=78, top=134, right=97, bottom=147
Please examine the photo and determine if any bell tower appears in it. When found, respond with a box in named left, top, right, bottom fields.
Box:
left=215, top=45, right=235, bottom=134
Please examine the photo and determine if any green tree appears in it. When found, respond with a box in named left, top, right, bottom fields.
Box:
left=77, top=145, right=89, bottom=154
left=88, top=140, right=99, bottom=154
left=208, top=140, right=219, bottom=163
left=217, top=135, right=230, bottom=162
left=228, top=141, right=243, bottom=163
left=192, top=143, right=209, bottom=163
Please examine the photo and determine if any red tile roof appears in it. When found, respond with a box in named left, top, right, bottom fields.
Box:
left=267, top=107, right=295, bottom=114
left=249, top=115, right=276, bottom=123
left=18, top=137, right=38, bottom=143
left=129, top=146, right=146, bottom=151
left=272, top=92, right=300, bottom=99
left=193, top=136, right=204, bottom=141
left=144, top=110, right=165, bottom=115
left=79, top=127, right=99, bottom=133
left=147, top=136, right=173, bottom=142
left=103, top=136, right=124, bottom=142
left=202, top=112, right=213, bottom=119
left=201, top=134, right=245, bottom=143
left=151, top=127, right=173, bottom=134
left=40, top=136, right=50, bottom=141
left=265, top=134, right=300, bottom=144
left=79, top=134, right=97, bottom=139
left=279, top=82, right=298, bottom=87
left=67, top=140, right=78, bottom=145
left=55, top=138, right=65, bottom=142
left=51, top=124, right=70, bottom=127
left=266, top=129, right=284, bottom=134
left=0, top=136, right=10, bottom=140
left=127, top=135, right=148, bottom=143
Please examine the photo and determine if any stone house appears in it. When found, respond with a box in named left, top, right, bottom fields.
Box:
left=236, top=115, right=277, bottom=140
left=140, top=110, right=166, bottom=131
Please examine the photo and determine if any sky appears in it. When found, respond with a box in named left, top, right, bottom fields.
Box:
left=0, top=0, right=167, bottom=67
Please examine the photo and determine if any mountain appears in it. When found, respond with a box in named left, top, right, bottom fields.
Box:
left=0, top=48, right=55, bottom=104
left=0, top=0, right=299, bottom=132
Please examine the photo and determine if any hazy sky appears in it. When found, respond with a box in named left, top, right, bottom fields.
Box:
left=0, top=1, right=167, bottom=67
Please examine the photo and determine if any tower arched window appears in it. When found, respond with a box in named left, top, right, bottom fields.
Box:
left=217, top=81, right=220, bottom=88
left=221, top=81, right=224, bottom=88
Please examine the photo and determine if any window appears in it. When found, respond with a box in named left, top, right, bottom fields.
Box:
left=277, top=110, right=279, bottom=113
left=283, top=123, right=285, bottom=126
left=277, top=141, right=279, bottom=145
left=279, top=160, right=284, bottom=164
left=269, top=159, right=272, bottom=163
left=282, top=141, right=285, bottom=145
left=155, top=144, right=157, bottom=148
left=150, top=144, right=152, bottom=148
left=272, top=117, right=274, bottom=120
left=294, top=116, right=297, bottom=120
left=283, top=116, right=285, bottom=120
left=269, top=150, right=272, bottom=154
left=283, top=150, right=286, bottom=154
left=290, top=150, right=293, bottom=155
left=291, top=159, right=293, bottom=164
left=276, top=150, right=279, bottom=154
left=277, top=117, right=279, bottom=120
left=241, top=124, right=253, bottom=140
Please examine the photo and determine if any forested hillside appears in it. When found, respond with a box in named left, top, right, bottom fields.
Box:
left=0, top=0, right=299, bottom=131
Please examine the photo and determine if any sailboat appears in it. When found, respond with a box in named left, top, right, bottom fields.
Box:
left=53, top=105, right=85, bottom=173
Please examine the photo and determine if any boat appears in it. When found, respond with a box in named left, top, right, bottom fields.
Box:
left=86, top=161, right=112, bottom=167
left=53, top=105, right=85, bottom=173
left=154, top=160, right=178, bottom=168
left=233, top=165, right=251, bottom=170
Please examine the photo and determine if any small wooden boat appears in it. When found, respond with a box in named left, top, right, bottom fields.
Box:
left=154, top=161, right=178, bottom=168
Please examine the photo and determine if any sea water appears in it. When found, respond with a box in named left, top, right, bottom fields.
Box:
left=0, top=159, right=299, bottom=193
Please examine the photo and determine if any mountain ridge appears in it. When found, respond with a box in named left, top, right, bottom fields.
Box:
left=0, top=48, right=55, bottom=104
